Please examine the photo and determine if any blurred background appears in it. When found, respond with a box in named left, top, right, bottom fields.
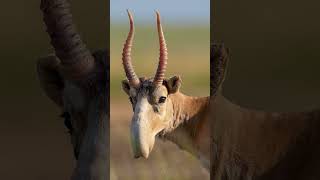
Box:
left=1, top=0, right=320, bottom=179
left=0, top=1, right=107, bottom=179
left=110, top=0, right=210, bottom=179
left=213, top=0, right=320, bottom=111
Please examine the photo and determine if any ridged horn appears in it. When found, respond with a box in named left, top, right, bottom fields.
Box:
left=122, top=10, right=140, bottom=87
left=40, top=0, right=95, bottom=80
left=153, top=11, right=168, bottom=86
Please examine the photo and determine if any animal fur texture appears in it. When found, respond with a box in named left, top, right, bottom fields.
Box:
left=210, top=43, right=320, bottom=180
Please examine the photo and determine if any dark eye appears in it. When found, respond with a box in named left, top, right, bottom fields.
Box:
left=60, top=112, right=73, bottom=134
left=159, top=96, right=166, bottom=103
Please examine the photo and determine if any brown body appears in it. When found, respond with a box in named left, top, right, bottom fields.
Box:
left=210, top=44, right=320, bottom=180
left=211, top=93, right=320, bottom=180
left=123, top=36, right=320, bottom=179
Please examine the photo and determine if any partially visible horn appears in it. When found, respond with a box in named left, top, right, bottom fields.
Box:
left=41, top=0, right=95, bottom=80
left=122, top=10, right=140, bottom=87
left=153, top=11, right=168, bottom=86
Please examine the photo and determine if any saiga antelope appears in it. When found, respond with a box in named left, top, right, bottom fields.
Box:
left=121, top=10, right=211, bottom=169
left=210, top=44, right=320, bottom=180
left=37, top=0, right=109, bottom=179
left=121, top=10, right=320, bottom=180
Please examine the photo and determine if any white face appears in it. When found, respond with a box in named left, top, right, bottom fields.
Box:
left=122, top=76, right=182, bottom=158
left=125, top=79, right=173, bottom=158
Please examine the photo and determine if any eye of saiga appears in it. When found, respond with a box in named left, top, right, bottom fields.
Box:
left=158, top=96, right=166, bottom=103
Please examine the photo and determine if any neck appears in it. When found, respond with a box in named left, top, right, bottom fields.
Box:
left=210, top=92, right=320, bottom=179
left=71, top=95, right=109, bottom=180
left=161, top=92, right=210, bottom=167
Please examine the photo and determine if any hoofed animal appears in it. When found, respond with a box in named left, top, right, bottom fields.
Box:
left=37, top=0, right=109, bottom=179
left=121, top=10, right=211, bottom=169
left=120, top=10, right=320, bottom=179
left=210, top=43, right=320, bottom=180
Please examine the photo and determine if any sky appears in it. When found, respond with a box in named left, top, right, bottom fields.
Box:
left=111, top=0, right=210, bottom=25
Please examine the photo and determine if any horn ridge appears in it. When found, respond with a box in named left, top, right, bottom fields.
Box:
left=122, top=9, right=140, bottom=87
left=41, top=0, right=95, bottom=80
left=153, top=11, right=168, bottom=86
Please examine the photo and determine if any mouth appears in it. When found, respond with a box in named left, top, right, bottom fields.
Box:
left=131, top=126, right=163, bottom=159
left=132, top=134, right=158, bottom=159
left=156, top=130, right=166, bottom=140
left=133, top=150, right=150, bottom=159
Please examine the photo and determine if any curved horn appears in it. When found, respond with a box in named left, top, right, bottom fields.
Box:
left=122, top=10, right=140, bottom=87
left=153, top=11, right=168, bottom=86
left=40, top=0, right=95, bottom=80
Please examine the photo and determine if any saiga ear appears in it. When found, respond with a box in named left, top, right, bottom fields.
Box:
left=211, top=43, right=229, bottom=96
left=164, top=76, right=182, bottom=94
left=37, top=55, right=64, bottom=107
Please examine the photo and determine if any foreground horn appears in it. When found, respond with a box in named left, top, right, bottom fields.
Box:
left=153, top=11, right=168, bottom=86
left=41, top=0, right=95, bottom=80
left=122, top=10, right=140, bottom=87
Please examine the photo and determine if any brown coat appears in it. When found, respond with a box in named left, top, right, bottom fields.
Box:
left=210, top=43, right=320, bottom=180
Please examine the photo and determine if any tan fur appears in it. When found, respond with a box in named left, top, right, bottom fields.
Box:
left=211, top=92, right=320, bottom=180
left=122, top=77, right=211, bottom=169
left=210, top=43, right=320, bottom=180
left=161, top=92, right=210, bottom=168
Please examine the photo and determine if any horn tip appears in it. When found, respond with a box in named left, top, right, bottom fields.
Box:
left=155, top=10, right=160, bottom=17
left=127, top=9, right=132, bottom=16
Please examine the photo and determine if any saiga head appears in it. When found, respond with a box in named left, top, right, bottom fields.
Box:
left=37, top=0, right=108, bottom=164
left=121, top=10, right=182, bottom=158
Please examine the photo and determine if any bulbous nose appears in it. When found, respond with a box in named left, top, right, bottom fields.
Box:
left=141, top=150, right=150, bottom=158
left=131, top=118, right=155, bottom=159
left=133, top=148, right=150, bottom=159
left=133, top=133, right=155, bottom=159
left=130, top=97, right=155, bottom=159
